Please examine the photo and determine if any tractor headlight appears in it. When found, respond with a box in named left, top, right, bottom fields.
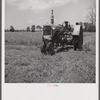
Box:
left=52, top=27, right=55, bottom=30
left=47, top=37, right=52, bottom=40
left=44, top=36, right=51, bottom=40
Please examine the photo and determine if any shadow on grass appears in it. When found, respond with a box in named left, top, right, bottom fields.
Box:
left=55, top=46, right=74, bottom=53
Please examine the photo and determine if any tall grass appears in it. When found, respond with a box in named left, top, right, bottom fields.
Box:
left=5, top=32, right=42, bottom=46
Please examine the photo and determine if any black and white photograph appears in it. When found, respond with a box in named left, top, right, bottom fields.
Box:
left=5, top=0, right=96, bottom=83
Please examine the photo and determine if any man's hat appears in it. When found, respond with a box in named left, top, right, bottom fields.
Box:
left=65, top=21, right=69, bottom=24
left=76, top=22, right=79, bottom=25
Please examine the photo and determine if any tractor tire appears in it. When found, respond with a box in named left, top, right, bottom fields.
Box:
left=72, top=25, right=83, bottom=51
left=74, top=39, right=79, bottom=51
left=46, top=42, right=54, bottom=55
left=40, top=43, right=46, bottom=54
left=73, top=36, right=79, bottom=51
left=73, top=26, right=83, bottom=51
left=78, top=27, right=83, bottom=50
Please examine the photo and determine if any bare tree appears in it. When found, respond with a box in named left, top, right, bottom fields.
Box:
left=86, top=0, right=96, bottom=26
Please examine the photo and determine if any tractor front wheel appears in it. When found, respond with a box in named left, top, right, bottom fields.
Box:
left=46, top=42, right=54, bottom=55
left=40, top=43, right=46, bottom=54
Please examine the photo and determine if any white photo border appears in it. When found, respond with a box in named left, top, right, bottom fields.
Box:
left=2, top=0, right=99, bottom=100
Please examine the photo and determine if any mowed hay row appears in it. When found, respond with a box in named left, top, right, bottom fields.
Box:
left=5, top=32, right=42, bottom=46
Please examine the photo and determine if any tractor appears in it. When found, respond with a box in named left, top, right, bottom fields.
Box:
left=40, top=22, right=83, bottom=55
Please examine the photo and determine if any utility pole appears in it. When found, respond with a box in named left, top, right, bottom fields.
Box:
left=51, top=9, right=54, bottom=25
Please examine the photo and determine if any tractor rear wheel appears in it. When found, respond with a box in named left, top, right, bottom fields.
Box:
left=74, top=38, right=79, bottom=51
left=46, top=42, right=54, bottom=55
left=73, top=36, right=79, bottom=51
left=73, top=27, right=83, bottom=51
left=78, top=28, right=83, bottom=50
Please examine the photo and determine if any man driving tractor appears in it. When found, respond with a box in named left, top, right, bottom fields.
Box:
left=62, top=21, right=71, bottom=32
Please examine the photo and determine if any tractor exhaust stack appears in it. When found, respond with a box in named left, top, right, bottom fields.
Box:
left=51, top=9, right=54, bottom=25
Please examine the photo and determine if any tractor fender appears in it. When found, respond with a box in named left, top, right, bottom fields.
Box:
left=72, top=25, right=81, bottom=36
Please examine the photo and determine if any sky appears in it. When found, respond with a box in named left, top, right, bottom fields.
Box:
left=5, top=0, right=95, bottom=30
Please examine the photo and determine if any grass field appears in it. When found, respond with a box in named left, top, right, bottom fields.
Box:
left=5, top=32, right=96, bottom=83
left=5, top=32, right=42, bottom=46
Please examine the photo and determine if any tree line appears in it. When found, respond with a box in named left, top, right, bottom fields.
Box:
left=5, top=25, right=42, bottom=32
left=5, top=22, right=96, bottom=32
